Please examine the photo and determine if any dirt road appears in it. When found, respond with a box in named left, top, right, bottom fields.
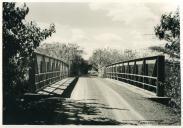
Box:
left=70, top=76, right=180, bottom=125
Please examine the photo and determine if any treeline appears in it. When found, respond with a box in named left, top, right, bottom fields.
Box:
left=37, top=42, right=91, bottom=76
left=88, top=48, right=157, bottom=70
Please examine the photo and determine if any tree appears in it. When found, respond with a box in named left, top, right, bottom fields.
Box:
left=38, top=42, right=86, bottom=76
left=89, top=48, right=138, bottom=70
left=150, top=9, right=180, bottom=59
left=3, top=3, right=55, bottom=99
left=150, top=9, right=180, bottom=113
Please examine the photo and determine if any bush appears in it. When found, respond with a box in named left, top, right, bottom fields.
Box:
left=164, top=61, right=180, bottom=113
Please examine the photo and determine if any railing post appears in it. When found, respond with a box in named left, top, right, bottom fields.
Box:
left=127, top=62, right=129, bottom=83
left=105, top=67, right=107, bottom=78
left=111, top=66, right=113, bottom=79
left=156, top=56, right=165, bottom=96
left=60, top=62, right=61, bottom=79
left=142, top=60, right=146, bottom=89
left=61, top=62, right=63, bottom=79
left=108, top=67, right=109, bottom=78
left=48, top=59, right=51, bottom=84
left=42, top=55, right=46, bottom=87
left=63, top=63, right=65, bottom=78
left=115, top=65, right=117, bottom=80
left=29, top=53, right=36, bottom=92
left=64, top=64, right=66, bottom=77
left=110, top=66, right=111, bottom=79
left=67, top=65, right=69, bottom=77
left=133, top=61, right=136, bottom=84
left=122, top=64, right=124, bottom=80
left=111, top=65, right=114, bottom=79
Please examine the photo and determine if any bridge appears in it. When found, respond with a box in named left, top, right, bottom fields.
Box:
left=19, top=52, right=178, bottom=125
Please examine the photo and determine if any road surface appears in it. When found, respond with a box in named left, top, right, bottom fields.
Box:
left=70, top=76, right=180, bottom=125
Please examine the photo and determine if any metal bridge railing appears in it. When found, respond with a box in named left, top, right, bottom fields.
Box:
left=105, top=55, right=165, bottom=96
left=29, top=52, right=69, bottom=92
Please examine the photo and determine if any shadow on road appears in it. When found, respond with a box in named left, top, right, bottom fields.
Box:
left=4, top=95, right=179, bottom=125
left=4, top=97, right=130, bottom=125
left=52, top=98, right=127, bottom=125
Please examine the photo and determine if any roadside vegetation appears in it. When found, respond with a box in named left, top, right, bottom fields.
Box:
left=3, top=2, right=56, bottom=119
left=150, top=9, right=180, bottom=113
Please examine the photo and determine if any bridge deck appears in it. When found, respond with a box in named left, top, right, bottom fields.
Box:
left=70, top=76, right=179, bottom=125
left=18, top=76, right=179, bottom=125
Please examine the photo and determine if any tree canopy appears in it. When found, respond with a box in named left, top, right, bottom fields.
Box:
left=38, top=42, right=89, bottom=76
left=3, top=3, right=55, bottom=97
left=89, top=48, right=139, bottom=69
left=151, top=9, right=180, bottom=59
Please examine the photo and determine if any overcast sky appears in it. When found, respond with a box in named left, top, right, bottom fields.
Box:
left=25, top=2, right=178, bottom=59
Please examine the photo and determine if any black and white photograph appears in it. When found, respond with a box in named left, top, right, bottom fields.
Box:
left=2, top=0, right=182, bottom=126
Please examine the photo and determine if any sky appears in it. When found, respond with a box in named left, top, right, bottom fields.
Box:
left=25, top=2, right=178, bottom=59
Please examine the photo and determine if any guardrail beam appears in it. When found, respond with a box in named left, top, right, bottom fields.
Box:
left=104, top=55, right=165, bottom=96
